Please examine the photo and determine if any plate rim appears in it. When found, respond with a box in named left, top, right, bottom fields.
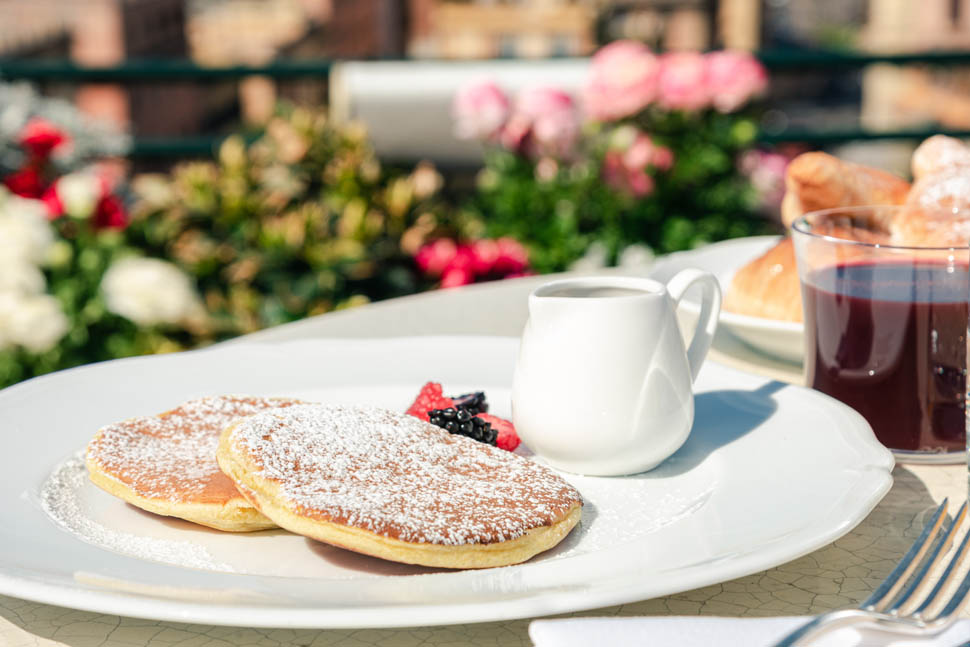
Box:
left=0, top=335, right=893, bottom=628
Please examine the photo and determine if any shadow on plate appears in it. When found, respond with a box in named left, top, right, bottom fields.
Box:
left=304, top=537, right=452, bottom=576
left=125, top=504, right=294, bottom=538
left=653, top=380, right=784, bottom=477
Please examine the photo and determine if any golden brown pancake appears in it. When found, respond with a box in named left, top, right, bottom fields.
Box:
left=217, top=404, right=583, bottom=568
left=87, top=395, right=303, bottom=532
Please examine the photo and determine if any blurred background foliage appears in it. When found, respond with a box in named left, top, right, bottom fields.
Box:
left=126, top=106, right=450, bottom=339
left=0, top=40, right=782, bottom=389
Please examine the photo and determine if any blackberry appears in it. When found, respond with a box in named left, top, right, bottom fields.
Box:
left=450, top=391, right=488, bottom=415
left=428, top=407, right=497, bottom=445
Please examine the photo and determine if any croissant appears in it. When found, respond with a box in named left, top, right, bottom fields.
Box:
left=723, top=238, right=802, bottom=322
left=780, top=152, right=910, bottom=229
left=725, top=224, right=892, bottom=324
left=898, top=136, right=970, bottom=246
left=911, top=135, right=970, bottom=180
left=730, top=153, right=908, bottom=323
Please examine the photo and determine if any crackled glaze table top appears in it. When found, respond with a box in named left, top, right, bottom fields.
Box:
left=3, top=272, right=966, bottom=647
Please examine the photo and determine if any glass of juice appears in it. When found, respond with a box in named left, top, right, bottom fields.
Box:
left=792, top=206, right=969, bottom=462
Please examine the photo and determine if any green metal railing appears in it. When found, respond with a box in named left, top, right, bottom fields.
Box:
left=0, top=58, right=333, bottom=81
left=4, top=49, right=970, bottom=156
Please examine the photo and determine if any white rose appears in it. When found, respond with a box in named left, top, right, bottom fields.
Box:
left=0, top=293, right=14, bottom=350
left=56, top=172, right=101, bottom=220
left=0, top=259, right=46, bottom=294
left=568, top=241, right=609, bottom=272
left=0, top=292, right=69, bottom=353
left=618, top=243, right=655, bottom=268
left=101, top=257, right=204, bottom=326
left=0, top=195, right=54, bottom=264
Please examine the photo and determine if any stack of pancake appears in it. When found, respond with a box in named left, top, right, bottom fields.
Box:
left=86, top=395, right=582, bottom=569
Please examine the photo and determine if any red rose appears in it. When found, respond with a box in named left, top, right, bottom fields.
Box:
left=3, top=166, right=45, bottom=198
left=415, top=238, right=457, bottom=277
left=470, top=238, right=500, bottom=275
left=20, top=117, right=69, bottom=160
left=440, top=266, right=474, bottom=288
left=92, top=194, right=128, bottom=229
left=492, top=237, right=529, bottom=275
left=41, top=185, right=64, bottom=219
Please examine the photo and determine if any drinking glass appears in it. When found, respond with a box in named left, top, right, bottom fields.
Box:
left=792, top=206, right=969, bottom=463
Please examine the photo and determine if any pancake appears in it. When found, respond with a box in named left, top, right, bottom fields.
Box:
left=217, top=404, right=583, bottom=568
left=87, top=395, right=303, bottom=532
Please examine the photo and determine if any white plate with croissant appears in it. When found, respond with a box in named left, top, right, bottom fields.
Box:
left=649, top=236, right=804, bottom=364
left=653, top=134, right=970, bottom=365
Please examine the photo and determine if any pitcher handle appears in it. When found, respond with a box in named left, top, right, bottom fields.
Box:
left=665, top=268, right=721, bottom=382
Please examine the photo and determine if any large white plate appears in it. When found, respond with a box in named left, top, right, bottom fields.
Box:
left=649, top=236, right=804, bottom=364
left=1, top=336, right=892, bottom=628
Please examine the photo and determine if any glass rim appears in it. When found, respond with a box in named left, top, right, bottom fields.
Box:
left=791, top=205, right=970, bottom=252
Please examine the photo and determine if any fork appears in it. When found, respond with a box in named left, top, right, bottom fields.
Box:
left=771, top=498, right=970, bottom=646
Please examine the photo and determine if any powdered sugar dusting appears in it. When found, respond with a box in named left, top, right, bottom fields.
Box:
left=88, top=395, right=302, bottom=503
left=230, top=405, right=582, bottom=546
left=41, top=452, right=235, bottom=571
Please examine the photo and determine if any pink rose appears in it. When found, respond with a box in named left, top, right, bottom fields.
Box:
left=658, top=52, right=709, bottom=112
left=415, top=238, right=457, bottom=276
left=740, top=149, right=788, bottom=208
left=705, top=50, right=768, bottom=113
left=439, top=246, right=475, bottom=287
left=418, top=237, right=528, bottom=285
left=469, top=237, right=529, bottom=276
left=603, top=127, right=660, bottom=198
left=609, top=124, right=673, bottom=173
left=603, top=150, right=654, bottom=198
left=501, top=87, right=579, bottom=159
left=448, top=245, right=475, bottom=273
left=534, top=156, right=559, bottom=182
left=623, top=132, right=654, bottom=170
left=452, top=81, right=511, bottom=141
left=440, top=266, right=474, bottom=288
left=470, top=239, right=499, bottom=275
left=584, top=40, right=660, bottom=121
left=651, top=145, right=674, bottom=171
left=493, top=237, right=529, bottom=275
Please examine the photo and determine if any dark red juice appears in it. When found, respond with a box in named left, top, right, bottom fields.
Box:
left=802, top=260, right=969, bottom=452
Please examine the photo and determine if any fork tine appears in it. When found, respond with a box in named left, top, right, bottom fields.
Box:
left=921, top=506, right=970, bottom=622
left=862, top=499, right=948, bottom=611
left=889, top=501, right=967, bottom=616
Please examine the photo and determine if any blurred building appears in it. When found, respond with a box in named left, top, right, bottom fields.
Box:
left=0, top=0, right=71, bottom=58
left=323, top=0, right=406, bottom=57
left=407, top=0, right=597, bottom=58
left=71, top=0, right=205, bottom=137
left=0, top=0, right=406, bottom=134
left=405, top=0, right=763, bottom=58
left=861, top=0, right=970, bottom=131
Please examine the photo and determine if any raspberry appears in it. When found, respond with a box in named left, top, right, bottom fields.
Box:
left=405, top=382, right=454, bottom=421
left=477, top=413, right=520, bottom=451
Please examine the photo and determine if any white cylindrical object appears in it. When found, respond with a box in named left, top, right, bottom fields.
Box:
left=329, top=59, right=590, bottom=164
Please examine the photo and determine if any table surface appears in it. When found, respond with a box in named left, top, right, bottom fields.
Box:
left=3, top=271, right=966, bottom=647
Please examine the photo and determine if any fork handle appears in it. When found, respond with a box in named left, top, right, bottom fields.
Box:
left=770, top=609, right=877, bottom=647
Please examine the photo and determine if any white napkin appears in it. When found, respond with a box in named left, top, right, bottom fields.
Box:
left=529, top=616, right=970, bottom=647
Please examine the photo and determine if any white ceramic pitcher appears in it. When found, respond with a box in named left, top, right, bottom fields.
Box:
left=511, top=270, right=721, bottom=476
